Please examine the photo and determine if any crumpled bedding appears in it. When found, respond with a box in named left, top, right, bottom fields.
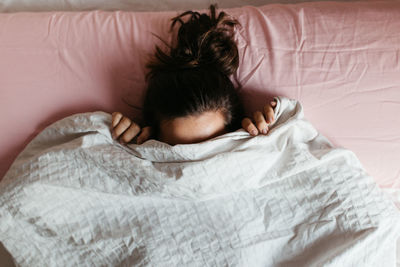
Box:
left=0, top=96, right=399, bottom=266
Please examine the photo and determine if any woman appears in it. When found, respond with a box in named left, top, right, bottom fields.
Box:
left=111, top=5, right=276, bottom=146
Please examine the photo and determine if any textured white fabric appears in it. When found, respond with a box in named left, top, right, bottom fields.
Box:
left=0, top=97, right=399, bottom=266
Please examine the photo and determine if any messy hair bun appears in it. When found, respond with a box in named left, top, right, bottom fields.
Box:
left=147, top=4, right=240, bottom=76
left=143, top=5, right=244, bottom=137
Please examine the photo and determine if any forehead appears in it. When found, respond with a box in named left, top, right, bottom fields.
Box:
left=159, top=111, right=226, bottom=145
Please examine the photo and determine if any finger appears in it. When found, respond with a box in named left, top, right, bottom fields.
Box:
left=120, top=122, right=141, bottom=143
left=271, top=100, right=277, bottom=107
left=241, top=117, right=258, bottom=136
left=111, top=112, right=123, bottom=128
left=263, top=104, right=275, bottom=124
left=136, top=126, right=152, bottom=145
left=112, top=117, right=132, bottom=140
left=253, top=111, right=269, bottom=135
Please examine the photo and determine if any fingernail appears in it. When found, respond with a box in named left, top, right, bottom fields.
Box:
left=251, top=130, right=258, bottom=136
left=262, top=128, right=268, bottom=134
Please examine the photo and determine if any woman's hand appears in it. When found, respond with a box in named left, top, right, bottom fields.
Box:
left=111, top=112, right=152, bottom=145
left=241, top=99, right=277, bottom=136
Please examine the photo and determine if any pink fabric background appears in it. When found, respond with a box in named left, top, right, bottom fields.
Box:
left=1, top=1, right=399, bottom=187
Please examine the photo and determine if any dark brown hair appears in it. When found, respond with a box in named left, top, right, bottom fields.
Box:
left=143, top=5, right=243, bottom=137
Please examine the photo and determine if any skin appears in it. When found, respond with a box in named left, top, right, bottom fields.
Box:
left=111, top=100, right=277, bottom=145
left=158, top=111, right=227, bottom=145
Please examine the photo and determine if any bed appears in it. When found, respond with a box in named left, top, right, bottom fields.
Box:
left=1, top=0, right=400, bottom=266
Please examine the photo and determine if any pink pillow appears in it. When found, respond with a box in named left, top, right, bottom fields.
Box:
left=1, top=1, right=400, bottom=187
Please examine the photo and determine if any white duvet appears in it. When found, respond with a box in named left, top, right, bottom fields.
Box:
left=0, top=97, right=399, bottom=266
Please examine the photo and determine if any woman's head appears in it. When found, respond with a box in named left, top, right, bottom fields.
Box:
left=143, top=5, right=243, bottom=145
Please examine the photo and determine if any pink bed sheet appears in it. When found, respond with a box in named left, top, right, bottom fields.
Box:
left=1, top=1, right=399, bottom=187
